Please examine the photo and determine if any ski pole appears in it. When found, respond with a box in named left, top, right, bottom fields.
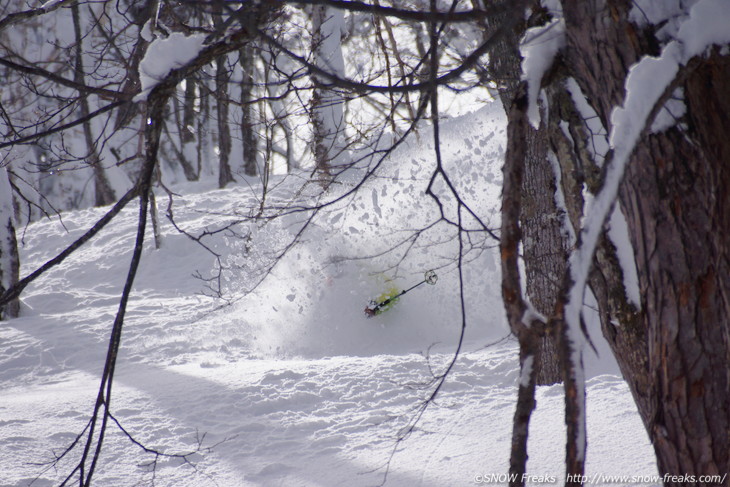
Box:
left=365, top=270, right=438, bottom=316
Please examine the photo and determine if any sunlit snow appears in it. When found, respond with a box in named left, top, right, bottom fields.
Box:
left=137, top=32, right=207, bottom=99
left=0, top=104, right=657, bottom=487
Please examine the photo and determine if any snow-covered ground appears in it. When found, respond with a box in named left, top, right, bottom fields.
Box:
left=0, top=104, right=658, bottom=486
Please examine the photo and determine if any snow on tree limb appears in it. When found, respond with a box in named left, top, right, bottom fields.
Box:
left=520, top=16, right=565, bottom=129
left=558, top=0, right=730, bottom=470
left=568, top=0, right=730, bottom=352
left=136, top=33, right=207, bottom=101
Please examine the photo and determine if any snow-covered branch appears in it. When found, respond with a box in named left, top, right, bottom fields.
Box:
left=557, top=0, right=730, bottom=478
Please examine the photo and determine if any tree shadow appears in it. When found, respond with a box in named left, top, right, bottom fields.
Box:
left=0, top=309, right=505, bottom=486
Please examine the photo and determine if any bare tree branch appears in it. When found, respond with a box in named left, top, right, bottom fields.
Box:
left=254, top=6, right=519, bottom=96
left=0, top=0, right=78, bottom=31
left=0, top=184, right=138, bottom=309
left=0, top=99, right=128, bottom=150
left=285, top=0, right=510, bottom=23
left=0, top=57, right=123, bottom=100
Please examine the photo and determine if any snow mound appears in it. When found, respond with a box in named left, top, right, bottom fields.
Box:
left=0, top=102, right=655, bottom=486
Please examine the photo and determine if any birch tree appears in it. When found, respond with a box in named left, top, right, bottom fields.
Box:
left=0, top=165, right=19, bottom=319
left=310, top=4, right=348, bottom=178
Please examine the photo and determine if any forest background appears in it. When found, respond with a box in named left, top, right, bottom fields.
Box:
left=1, top=1, right=729, bottom=486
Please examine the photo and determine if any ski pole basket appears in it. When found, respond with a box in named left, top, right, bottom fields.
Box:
left=424, top=270, right=438, bottom=285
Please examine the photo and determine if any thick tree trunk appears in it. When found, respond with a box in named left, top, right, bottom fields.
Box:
left=621, top=128, right=729, bottom=480
left=520, top=118, right=566, bottom=386
left=500, top=87, right=546, bottom=486
left=484, top=0, right=564, bottom=385
left=554, top=1, right=730, bottom=481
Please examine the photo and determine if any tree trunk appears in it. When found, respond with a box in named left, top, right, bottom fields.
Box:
left=620, top=129, right=729, bottom=480
left=261, top=48, right=296, bottom=171
left=213, top=4, right=235, bottom=188
left=519, top=115, right=566, bottom=386
left=215, top=54, right=234, bottom=188
left=182, top=76, right=197, bottom=144
left=0, top=166, right=20, bottom=319
left=550, top=1, right=730, bottom=480
left=239, top=44, right=258, bottom=177
left=310, top=4, right=346, bottom=178
left=71, top=4, right=116, bottom=207
left=500, top=86, right=545, bottom=486
left=483, top=0, right=564, bottom=385
left=172, top=76, right=200, bottom=181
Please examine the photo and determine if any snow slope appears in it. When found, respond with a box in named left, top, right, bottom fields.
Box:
left=0, top=104, right=657, bottom=486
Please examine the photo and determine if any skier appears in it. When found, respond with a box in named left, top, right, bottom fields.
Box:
left=364, top=270, right=438, bottom=317
left=364, top=286, right=401, bottom=317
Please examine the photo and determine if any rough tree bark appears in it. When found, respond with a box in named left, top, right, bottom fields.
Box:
left=500, top=85, right=548, bottom=486
left=520, top=120, right=566, bottom=386
left=482, top=0, right=564, bottom=385
left=523, top=1, right=730, bottom=482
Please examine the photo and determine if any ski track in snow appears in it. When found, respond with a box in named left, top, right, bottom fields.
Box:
left=0, top=104, right=657, bottom=486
